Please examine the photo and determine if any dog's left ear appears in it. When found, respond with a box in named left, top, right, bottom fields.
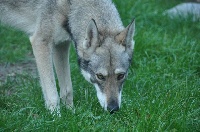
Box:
left=115, top=19, right=135, bottom=55
left=82, top=19, right=99, bottom=58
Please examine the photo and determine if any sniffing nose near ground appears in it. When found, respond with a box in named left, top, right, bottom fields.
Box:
left=107, top=100, right=119, bottom=114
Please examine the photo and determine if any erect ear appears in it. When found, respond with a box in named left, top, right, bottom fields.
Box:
left=83, top=19, right=99, bottom=57
left=115, top=19, right=135, bottom=55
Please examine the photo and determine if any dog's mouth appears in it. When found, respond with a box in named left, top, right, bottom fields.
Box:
left=93, top=83, right=122, bottom=114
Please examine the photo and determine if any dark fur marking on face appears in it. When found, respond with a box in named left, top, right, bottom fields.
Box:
left=78, top=57, right=104, bottom=88
left=78, top=58, right=90, bottom=71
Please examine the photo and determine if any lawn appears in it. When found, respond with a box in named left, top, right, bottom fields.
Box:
left=0, top=0, right=199, bottom=131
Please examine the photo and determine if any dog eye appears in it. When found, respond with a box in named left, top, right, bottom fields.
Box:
left=117, top=73, right=125, bottom=80
left=96, top=74, right=106, bottom=81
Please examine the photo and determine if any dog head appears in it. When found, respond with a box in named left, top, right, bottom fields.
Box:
left=78, top=19, right=135, bottom=113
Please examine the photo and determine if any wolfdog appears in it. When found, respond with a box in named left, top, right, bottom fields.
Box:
left=0, top=0, right=135, bottom=114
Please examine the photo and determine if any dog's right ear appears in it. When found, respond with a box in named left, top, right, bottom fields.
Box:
left=115, top=19, right=135, bottom=56
left=83, top=19, right=99, bottom=57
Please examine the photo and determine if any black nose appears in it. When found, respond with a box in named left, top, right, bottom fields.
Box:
left=107, top=102, right=119, bottom=114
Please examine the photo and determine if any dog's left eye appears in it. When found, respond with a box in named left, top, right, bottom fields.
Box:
left=117, top=73, right=125, bottom=80
left=96, top=74, right=106, bottom=81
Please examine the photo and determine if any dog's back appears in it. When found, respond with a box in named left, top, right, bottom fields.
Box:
left=0, top=1, right=40, bottom=35
left=0, top=0, right=70, bottom=36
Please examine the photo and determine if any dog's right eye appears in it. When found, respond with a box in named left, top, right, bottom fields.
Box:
left=117, top=73, right=125, bottom=81
left=96, top=74, right=106, bottom=81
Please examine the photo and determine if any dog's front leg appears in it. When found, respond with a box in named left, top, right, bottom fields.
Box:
left=53, top=41, right=73, bottom=109
left=30, top=35, right=60, bottom=114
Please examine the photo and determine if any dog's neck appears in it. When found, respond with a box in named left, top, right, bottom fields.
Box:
left=68, top=0, right=124, bottom=47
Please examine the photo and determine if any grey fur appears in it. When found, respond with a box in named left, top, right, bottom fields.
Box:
left=0, top=0, right=135, bottom=115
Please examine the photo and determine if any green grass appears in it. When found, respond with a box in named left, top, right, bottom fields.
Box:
left=0, top=0, right=200, bottom=131
left=0, top=26, right=30, bottom=63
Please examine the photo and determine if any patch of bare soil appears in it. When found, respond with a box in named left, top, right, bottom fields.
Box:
left=0, top=56, right=38, bottom=82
